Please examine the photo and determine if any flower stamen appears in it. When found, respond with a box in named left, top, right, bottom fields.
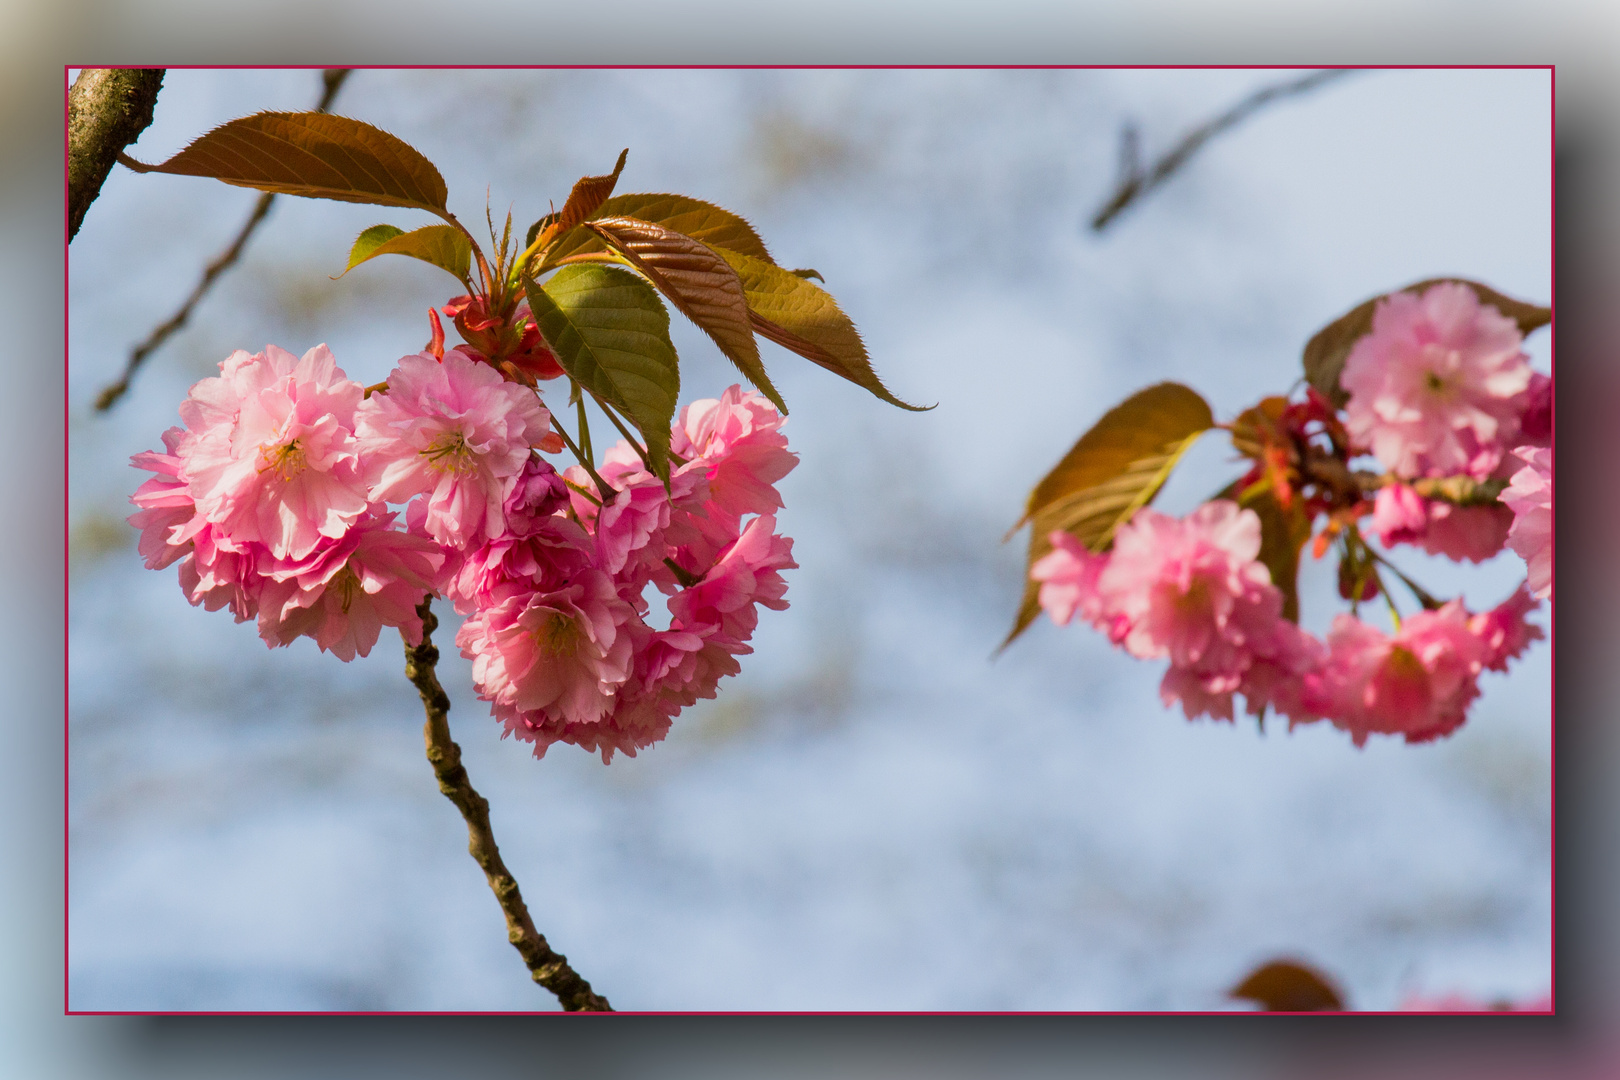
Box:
left=421, top=430, right=480, bottom=475
left=257, top=438, right=308, bottom=481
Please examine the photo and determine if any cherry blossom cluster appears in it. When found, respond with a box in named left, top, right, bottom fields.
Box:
left=1354, top=282, right=1551, bottom=569
left=131, top=337, right=798, bottom=762
left=1033, top=283, right=1551, bottom=746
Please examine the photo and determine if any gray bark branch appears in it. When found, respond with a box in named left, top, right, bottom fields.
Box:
left=68, top=68, right=164, bottom=241
left=1090, top=69, right=1355, bottom=232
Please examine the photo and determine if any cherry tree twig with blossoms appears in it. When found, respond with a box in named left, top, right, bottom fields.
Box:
left=119, top=106, right=925, bottom=1006
left=1089, top=68, right=1355, bottom=232
left=1009, top=279, right=1552, bottom=748
left=404, top=599, right=610, bottom=1011
left=94, top=69, right=353, bottom=413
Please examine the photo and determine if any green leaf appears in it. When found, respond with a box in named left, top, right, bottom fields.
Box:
left=717, top=249, right=929, bottom=412
left=536, top=192, right=776, bottom=268
left=337, top=223, right=470, bottom=282
left=1303, top=278, right=1552, bottom=408
left=1004, top=382, right=1213, bottom=648
left=524, top=264, right=680, bottom=481
left=583, top=216, right=786, bottom=414
left=119, top=111, right=452, bottom=217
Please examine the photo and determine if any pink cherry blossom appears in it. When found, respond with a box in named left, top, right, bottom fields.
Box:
left=1098, top=502, right=1275, bottom=668
left=1514, top=371, right=1552, bottom=448
left=175, top=527, right=261, bottom=623
left=357, top=349, right=552, bottom=549
left=255, top=511, right=443, bottom=661
left=131, top=424, right=261, bottom=621
left=1370, top=484, right=1510, bottom=563
left=444, top=455, right=595, bottom=614
left=1304, top=603, right=1489, bottom=745
left=175, top=344, right=371, bottom=560
left=1031, top=531, right=1120, bottom=638
left=1502, top=445, right=1552, bottom=600
left=1034, top=502, right=1323, bottom=725
left=129, top=426, right=196, bottom=571
left=583, top=622, right=743, bottom=762
left=1341, top=283, right=1533, bottom=479
left=670, top=386, right=798, bottom=527
left=1467, top=587, right=1544, bottom=673
left=1368, top=483, right=1428, bottom=548
left=666, top=513, right=797, bottom=647
left=1400, top=991, right=1551, bottom=1012
left=458, top=570, right=637, bottom=741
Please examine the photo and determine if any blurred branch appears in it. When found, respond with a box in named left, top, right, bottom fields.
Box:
left=404, top=600, right=613, bottom=1013
left=94, top=68, right=352, bottom=412
left=68, top=68, right=164, bottom=241
left=1089, top=69, right=1355, bottom=232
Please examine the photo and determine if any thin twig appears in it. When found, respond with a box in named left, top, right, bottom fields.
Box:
left=1089, top=68, right=1355, bottom=232
left=94, top=68, right=353, bottom=412
left=403, top=599, right=613, bottom=1012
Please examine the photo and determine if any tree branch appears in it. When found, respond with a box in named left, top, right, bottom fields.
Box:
left=94, top=69, right=353, bottom=412
left=403, top=599, right=613, bottom=1012
left=1089, top=68, right=1355, bottom=232
left=68, top=68, right=164, bottom=241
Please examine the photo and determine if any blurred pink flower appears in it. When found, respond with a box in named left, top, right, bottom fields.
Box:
left=255, top=511, right=443, bottom=661
left=1035, top=502, right=1324, bottom=725
left=1369, top=483, right=1511, bottom=563
left=1099, top=502, right=1277, bottom=669
left=1342, top=283, right=1532, bottom=479
left=1417, top=501, right=1513, bottom=563
left=1515, top=371, right=1553, bottom=447
left=176, top=344, right=371, bottom=560
left=1467, top=586, right=1544, bottom=673
left=1400, top=991, right=1551, bottom=1012
left=357, top=349, right=552, bottom=549
left=1369, top=483, right=1428, bottom=547
left=1305, top=603, right=1489, bottom=745
left=1502, top=444, right=1552, bottom=599
left=1032, top=531, right=1112, bottom=631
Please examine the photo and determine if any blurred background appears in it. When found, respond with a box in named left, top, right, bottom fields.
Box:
left=65, top=67, right=1552, bottom=1014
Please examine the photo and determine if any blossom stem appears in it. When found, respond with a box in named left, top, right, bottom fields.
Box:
left=593, top=395, right=654, bottom=473
left=548, top=416, right=615, bottom=501
left=402, top=599, right=612, bottom=1012
left=574, top=395, right=595, bottom=464
left=1364, top=545, right=1445, bottom=611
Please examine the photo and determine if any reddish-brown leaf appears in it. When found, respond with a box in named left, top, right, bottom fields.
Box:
left=1230, top=959, right=1345, bottom=1011
left=583, top=216, right=786, bottom=415
left=119, top=111, right=450, bottom=215
left=543, top=149, right=629, bottom=244
left=534, top=192, right=776, bottom=268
